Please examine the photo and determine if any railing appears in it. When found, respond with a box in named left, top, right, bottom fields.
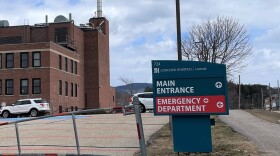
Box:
left=0, top=108, right=112, bottom=155
left=0, top=101, right=148, bottom=156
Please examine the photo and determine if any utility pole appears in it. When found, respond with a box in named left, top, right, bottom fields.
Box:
left=277, top=80, right=280, bottom=110
left=238, top=75, right=241, bottom=109
left=261, top=88, right=264, bottom=109
left=251, top=95, right=253, bottom=109
left=176, top=0, right=182, bottom=61
left=269, top=83, right=272, bottom=111
left=172, top=0, right=181, bottom=134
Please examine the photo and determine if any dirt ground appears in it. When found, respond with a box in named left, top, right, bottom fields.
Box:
left=135, top=116, right=258, bottom=156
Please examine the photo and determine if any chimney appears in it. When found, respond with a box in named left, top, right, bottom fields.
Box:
left=45, top=15, right=48, bottom=23
left=97, top=0, right=102, bottom=17
left=69, top=13, right=72, bottom=21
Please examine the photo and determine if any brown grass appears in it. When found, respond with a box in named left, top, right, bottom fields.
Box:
left=134, top=117, right=258, bottom=156
left=245, top=109, right=280, bottom=124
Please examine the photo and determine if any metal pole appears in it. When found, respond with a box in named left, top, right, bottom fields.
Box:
left=238, top=75, right=241, bottom=109
left=133, top=97, right=147, bottom=156
left=261, top=88, right=264, bottom=109
left=176, top=0, right=182, bottom=61
left=15, top=123, right=21, bottom=155
left=277, top=80, right=280, bottom=110
left=173, top=0, right=182, bottom=142
left=122, top=106, right=126, bottom=116
left=72, top=113, right=80, bottom=155
left=269, top=83, right=272, bottom=111
left=251, top=95, right=253, bottom=108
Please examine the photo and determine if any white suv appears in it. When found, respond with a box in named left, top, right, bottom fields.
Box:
left=0, top=98, right=51, bottom=118
left=129, top=92, right=153, bottom=113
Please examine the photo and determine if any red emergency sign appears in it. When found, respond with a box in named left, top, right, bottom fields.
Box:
left=156, top=95, right=226, bottom=114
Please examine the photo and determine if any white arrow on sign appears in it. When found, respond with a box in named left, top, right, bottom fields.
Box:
left=203, top=98, right=209, bottom=104
left=215, top=82, right=222, bottom=88
left=216, top=101, right=224, bottom=108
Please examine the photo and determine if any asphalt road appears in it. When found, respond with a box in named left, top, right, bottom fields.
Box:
left=0, top=113, right=169, bottom=155
left=219, top=110, right=280, bottom=156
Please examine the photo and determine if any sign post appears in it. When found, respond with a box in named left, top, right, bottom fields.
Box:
left=133, top=97, right=147, bottom=156
left=152, top=60, right=229, bottom=152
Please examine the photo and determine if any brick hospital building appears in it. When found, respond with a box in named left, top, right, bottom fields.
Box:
left=0, top=13, right=116, bottom=113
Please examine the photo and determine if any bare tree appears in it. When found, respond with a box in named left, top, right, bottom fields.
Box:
left=182, top=16, right=252, bottom=74
left=119, top=76, right=134, bottom=95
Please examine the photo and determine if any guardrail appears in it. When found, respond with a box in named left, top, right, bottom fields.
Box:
left=0, top=108, right=112, bottom=155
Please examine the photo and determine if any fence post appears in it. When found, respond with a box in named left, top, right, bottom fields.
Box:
left=133, top=97, right=147, bottom=156
left=122, top=106, right=126, bottom=116
left=15, top=123, right=21, bottom=155
left=72, top=113, right=80, bottom=155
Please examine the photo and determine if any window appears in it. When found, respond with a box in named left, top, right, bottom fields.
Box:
left=59, top=80, right=62, bottom=95
left=75, top=84, right=77, bottom=97
left=6, top=53, right=14, bottom=68
left=59, top=55, right=62, bottom=70
left=21, top=100, right=31, bottom=105
left=138, top=93, right=153, bottom=98
left=74, top=61, right=77, bottom=74
left=20, top=52, right=29, bottom=68
left=34, top=99, right=48, bottom=103
left=32, top=78, right=41, bottom=94
left=0, top=80, right=2, bottom=95
left=32, top=52, right=41, bottom=67
left=65, top=81, right=68, bottom=96
left=5, top=79, right=13, bottom=95
left=20, top=79, right=28, bottom=95
left=71, top=60, right=73, bottom=73
left=65, top=57, right=68, bottom=72
left=14, top=101, right=22, bottom=105
left=0, top=54, right=2, bottom=69
left=71, top=83, right=73, bottom=97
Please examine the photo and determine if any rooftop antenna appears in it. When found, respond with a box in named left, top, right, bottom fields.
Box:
left=97, top=0, right=102, bottom=17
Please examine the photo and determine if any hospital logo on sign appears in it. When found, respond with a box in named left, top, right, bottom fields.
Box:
left=154, top=68, right=159, bottom=73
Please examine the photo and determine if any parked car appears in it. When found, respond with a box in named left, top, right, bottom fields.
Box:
left=129, top=92, right=153, bottom=113
left=0, top=98, right=51, bottom=118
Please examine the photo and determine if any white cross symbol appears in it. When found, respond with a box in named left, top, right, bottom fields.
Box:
left=217, top=102, right=224, bottom=108
left=203, top=98, right=209, bottom=104
left=215, top=82, right=222, bottom=88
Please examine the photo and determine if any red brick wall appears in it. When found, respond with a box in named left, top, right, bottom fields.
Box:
left=31, top=27, right=48, bottom=42
left=0, top=17, right=115, bottom=112
left=49, top=42, right=81, bottom=113
left=0, top=26, right=30, bottom=43
left=84, top=30, right=99, bottom=108
left=0, top=43, right=51, bottom=105
left=85, top=18, right=116, bottom=108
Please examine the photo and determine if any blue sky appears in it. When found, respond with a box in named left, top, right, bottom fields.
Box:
left=1, top=0, right=280, bottom=87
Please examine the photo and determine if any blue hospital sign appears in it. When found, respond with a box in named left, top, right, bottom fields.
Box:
left=152, top=60, right=229, bottom=115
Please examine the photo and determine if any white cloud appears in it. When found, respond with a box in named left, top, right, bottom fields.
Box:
left=1, top=0, right=280, bottom=87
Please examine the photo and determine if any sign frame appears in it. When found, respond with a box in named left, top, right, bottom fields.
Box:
left=152, top=60, right=229, bottom=115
